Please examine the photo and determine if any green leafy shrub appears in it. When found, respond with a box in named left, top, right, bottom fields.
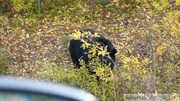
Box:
left=0, top=49, right=12, bottom=74
left=10, top=0, right=35, bottom=16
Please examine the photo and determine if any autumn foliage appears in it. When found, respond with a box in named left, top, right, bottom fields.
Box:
left=0, top=0, right=179, bottom=100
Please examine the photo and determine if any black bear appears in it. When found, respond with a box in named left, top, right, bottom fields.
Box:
left=69, top=28, right=117, bottom=70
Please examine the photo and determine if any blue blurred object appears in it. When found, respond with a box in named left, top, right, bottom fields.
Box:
left=0, top=76, right=98, bottom=101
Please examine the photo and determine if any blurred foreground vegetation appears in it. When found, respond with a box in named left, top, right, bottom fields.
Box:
left=0, top=0, right=179, bottom=100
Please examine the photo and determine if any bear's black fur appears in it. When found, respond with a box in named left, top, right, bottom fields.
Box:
left=69, top=28, right=117, bottom=70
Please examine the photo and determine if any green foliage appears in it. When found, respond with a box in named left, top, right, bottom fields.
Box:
left=94, top=0, right=112, bottom=5
left=0, top=15, right=9, bottom=26
left=151, top=0, right=169, bottom=11
left=0, top=49, right=11, bottom=74
left=35, top=60, right=77, bottom=84
left=163, top=10, right=180, bottom=37
left=61, top=36, right=71, bottom=45
left=10, top=0, right=35, bottom=13
left=34, top=56, right=116, bottom=100
left=156, top=62, right=180, bottom=93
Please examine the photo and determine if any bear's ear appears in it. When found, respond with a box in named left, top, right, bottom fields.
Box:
left=110, top=48, right=117, bottom=56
